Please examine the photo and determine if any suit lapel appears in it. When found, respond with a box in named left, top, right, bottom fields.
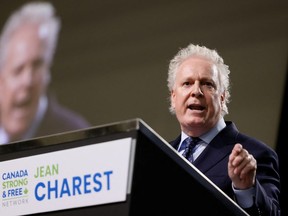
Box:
left=193, top=122, right=239, bottom=173
left=169, top=122, right=240, bottom=174
left=170, top=135, right=181, bottom=150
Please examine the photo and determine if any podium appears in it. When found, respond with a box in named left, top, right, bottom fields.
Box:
left=0, top=118, right=249, bottom=216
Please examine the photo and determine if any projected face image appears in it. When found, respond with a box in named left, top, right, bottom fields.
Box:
left=0, top=24, right=50, bottom=142
left=0, top=2, right=91, bottom=144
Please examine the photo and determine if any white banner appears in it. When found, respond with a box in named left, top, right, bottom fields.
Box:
left=0, top=137, right=133, bottom=215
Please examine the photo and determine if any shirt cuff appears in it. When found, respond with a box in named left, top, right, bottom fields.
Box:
left=232, top=185, right=255, bottom=208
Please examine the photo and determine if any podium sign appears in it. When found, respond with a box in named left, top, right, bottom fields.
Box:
left=0, top=118, right=249, bottom=216
left=1, top=138, right=134, bottom=215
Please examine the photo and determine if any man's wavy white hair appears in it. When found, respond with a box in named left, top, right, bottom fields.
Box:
left=0, top=2, right=60, bottom=70
left=167, top=44, right=231, bottom=116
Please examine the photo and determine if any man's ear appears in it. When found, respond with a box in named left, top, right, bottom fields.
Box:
left=44, top=70, right=51, bottom=85
left=171, top=90, right=176, bottom=108
left=221, top=91, right=225, bottom=104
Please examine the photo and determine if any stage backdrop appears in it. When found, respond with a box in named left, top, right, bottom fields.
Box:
left=0, top=0, right=287, bottom=149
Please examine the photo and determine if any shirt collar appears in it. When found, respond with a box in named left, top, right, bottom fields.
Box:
left=22, top=95, right=48, bottom=140
left=181, top=117, right=226, bottom=144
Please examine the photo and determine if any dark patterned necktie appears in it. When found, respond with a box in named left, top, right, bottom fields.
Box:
left=181, top=137, right=201, bottom=163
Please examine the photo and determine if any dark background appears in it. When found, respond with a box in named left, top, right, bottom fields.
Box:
left=1, top=0, right=287, bottom=149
